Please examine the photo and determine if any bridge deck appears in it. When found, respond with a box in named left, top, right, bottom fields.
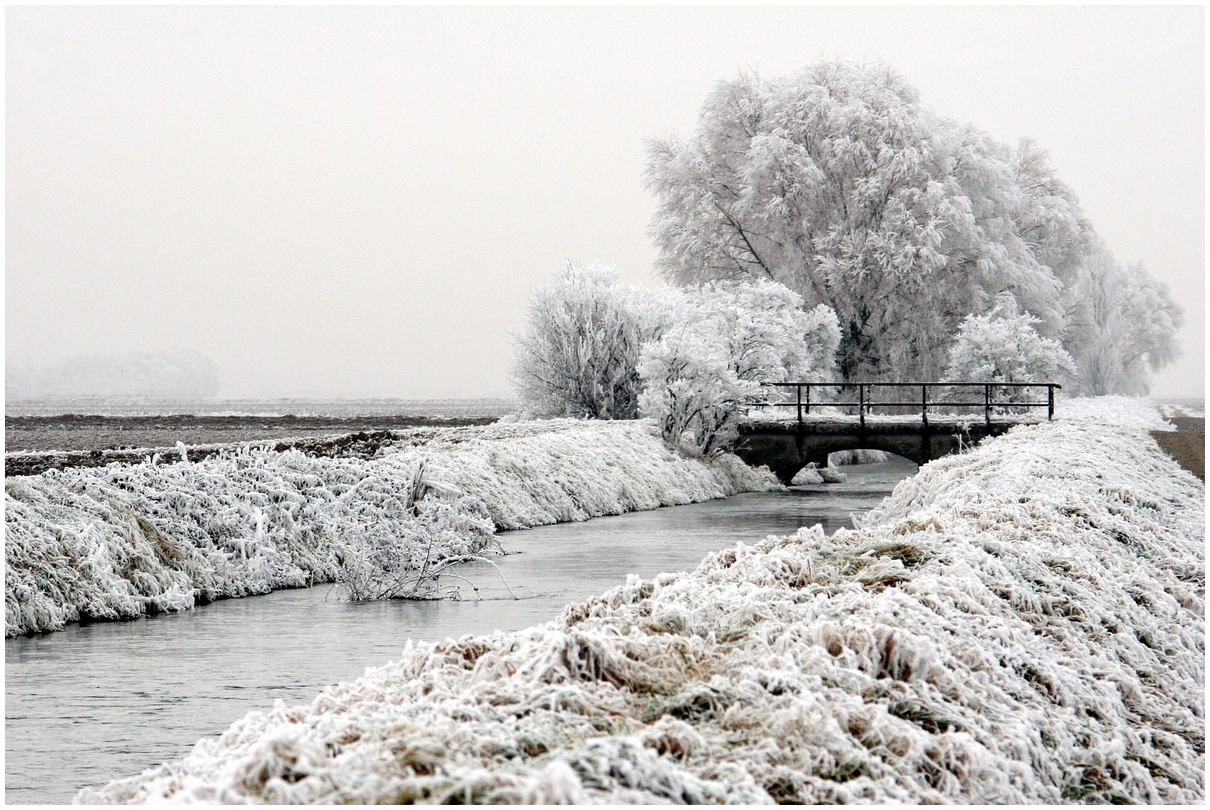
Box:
left=735, top=382, right=1061, bottom=481
left=744, top=411, right=1047, bottom=430
left=750, top=381, right=1060, bottom=428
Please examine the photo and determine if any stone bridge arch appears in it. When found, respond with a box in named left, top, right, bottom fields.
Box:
left=734, top=422, right=1011, bottom=485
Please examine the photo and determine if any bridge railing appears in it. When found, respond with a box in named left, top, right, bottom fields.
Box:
left=749, top=382, right=1061, bottom=429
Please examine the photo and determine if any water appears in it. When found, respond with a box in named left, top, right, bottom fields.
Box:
left=4, top=458, right=915, bottom=804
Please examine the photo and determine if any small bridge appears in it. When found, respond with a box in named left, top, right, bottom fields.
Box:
left=735, top=382, right=1060, bottom=484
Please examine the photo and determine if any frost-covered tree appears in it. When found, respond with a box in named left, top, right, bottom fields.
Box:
left=644, top=61, right=1095, bottom=382
left=510, top=261, right=670, bottom=419
left=636, top=327, right=751, bottom=458
left=638, top=279, right=839, bottom=456
left=692, top=279, right=838, bottom=385
left=513, top=263, right=840, bottom=453
left=1063, top=249, right=1183, bottom=396
left=1012, top=139, right=1096, bottom=301
left=944, top=296, right=1075, bottom=403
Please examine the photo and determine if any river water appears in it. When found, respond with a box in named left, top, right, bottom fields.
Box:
left=5, top=458, right=915, bottom=804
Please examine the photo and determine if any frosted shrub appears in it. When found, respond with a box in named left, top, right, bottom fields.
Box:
left=697, top=281, right=838, bottom=384
left=510, top=261, right=670, bottom=419
left=639, top=280, right=838, bottom=455
left=335, top=460, right=497, bottom=601
left=511, top=263, right=840, bottom=461
left=637, top=327, right=754, bottom=457
left=944, top=296, right=1074, bottom=403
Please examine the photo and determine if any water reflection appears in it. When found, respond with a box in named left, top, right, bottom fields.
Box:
left=5, top=458, right=914, bottom=803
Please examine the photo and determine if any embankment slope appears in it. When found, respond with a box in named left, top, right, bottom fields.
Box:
left=82, top=398, right=1204, bottom=803
left=6, top=420, right=775, bottom=637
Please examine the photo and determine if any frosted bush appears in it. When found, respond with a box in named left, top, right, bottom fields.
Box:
left=6, top=420, right=777, bottom=636
left=334, top=460, right=497, bottom=601
left=510, top=261, right=671, bottom=420
left=82, top=398, right=1204, bottom=804
left=688, top=281, right=837, bottom=385
left=944, top=296, right=1074, bottom=403
left=512, top=264, right=841, bottom=459
left=637, top=326, right=755, bottom=457
left=638, top=280, right=838, bottom=456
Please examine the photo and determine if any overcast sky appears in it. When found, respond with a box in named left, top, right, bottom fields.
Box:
left=6, top=5, right=1205, bottom=399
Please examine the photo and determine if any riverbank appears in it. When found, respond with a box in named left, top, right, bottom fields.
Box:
left=83, top=397, right=1204, bottom=803
left=7, top=467, right=913, bottom=804
left=5, top=419, right=777, bottom=637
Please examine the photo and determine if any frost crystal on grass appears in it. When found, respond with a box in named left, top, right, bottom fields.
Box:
left=79, top=399, right=1204, bottom=804
left=6, top=419, right=776, bottom=636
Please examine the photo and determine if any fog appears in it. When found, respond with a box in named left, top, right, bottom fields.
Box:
left=6, top=6, right=1204, bottom=399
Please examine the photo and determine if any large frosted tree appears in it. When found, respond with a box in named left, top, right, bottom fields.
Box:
left=1062, top=247, right=1183, bottom=396
left=644, top=60, right=1150, bottom=385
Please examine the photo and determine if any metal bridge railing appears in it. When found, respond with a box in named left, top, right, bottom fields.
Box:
left=748, top=382, right=1061, bottom=429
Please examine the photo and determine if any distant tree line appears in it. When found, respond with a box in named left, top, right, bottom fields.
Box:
left=512, top=60, right=1182, bottom=451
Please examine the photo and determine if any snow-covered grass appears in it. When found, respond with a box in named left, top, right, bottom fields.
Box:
left=1059, top=395, right=1175, bottom=430
left=80, top=397, right=1203, bottom=804
left=5, top=419, right=777, bottom=637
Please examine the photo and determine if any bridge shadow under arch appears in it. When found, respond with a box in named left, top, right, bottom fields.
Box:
left=825, top=448, right=917, bottom=469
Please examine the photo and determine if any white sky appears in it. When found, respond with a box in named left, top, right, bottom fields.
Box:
left=6, top=5, right=1205, bottom=399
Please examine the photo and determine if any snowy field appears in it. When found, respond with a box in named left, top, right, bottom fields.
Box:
left=80, top=397, right=1204, bottom=803
left=5, top=420, right=776, bottom=637
left=1154, top=398, right=1206, bottom=419
left=3, top=413, right=500, bottom=457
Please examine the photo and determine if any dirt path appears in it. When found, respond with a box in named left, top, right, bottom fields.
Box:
left=1152, top=417, right=1204, bottom=480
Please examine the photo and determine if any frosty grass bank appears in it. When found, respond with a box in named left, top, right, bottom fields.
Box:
left=5, top=420, right=775, bottom=636
left=76, top=398, right=1204, bottom=804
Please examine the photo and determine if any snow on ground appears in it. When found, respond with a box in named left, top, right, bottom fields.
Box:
left=80, top=398, right=1204, bottom=804
left=5, top=419, right=776, bottom=637
left=1058, top=395, right=1175, bottom=430
left=1154, top=399, right=1205, bottom=420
